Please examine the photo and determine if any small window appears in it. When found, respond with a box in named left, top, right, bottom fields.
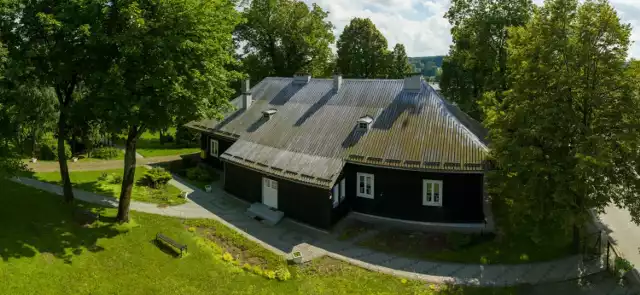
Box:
left=332, top=184, right=340, bottom=208
left=271, top=180, right=277, bottom=189
left=340, top=178, right=346, bottom=201
left=358, top=122, right=368, bottom=129
left=356, top=173, right=374, bottom=199
left=423, top=180, right=443, bottom=206
left=210, top=139, right=219, bottom=158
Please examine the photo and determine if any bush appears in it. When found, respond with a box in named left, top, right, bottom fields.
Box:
left=39, top=136, right=72, bottom=161
left=252, top=265, right=263, bottom=276
left=275, top=268, right=291, bottom=281
left=264, top=270, right=276, bottom=280
left=186, top=166, right=217, bottom=182
left=222, top=252, right=234, bottom=262
left=141, top=167, right=172, bottom=188
left=108, top=174, right=123, bottom=184
left=91, top=147, right=120, bottom=159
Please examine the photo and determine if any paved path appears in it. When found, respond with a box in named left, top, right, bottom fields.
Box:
left=12, top=175, right=606, bottom=287
left=597, top=205, right=640, bottom=285
left=26, top=155, right=183, bottom=172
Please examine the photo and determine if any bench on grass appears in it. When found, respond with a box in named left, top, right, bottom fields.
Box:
left=156, top=233, right=187, bottom=257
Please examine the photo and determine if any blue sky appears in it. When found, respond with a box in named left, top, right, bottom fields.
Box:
left=305, top=0, right=640, bottom=58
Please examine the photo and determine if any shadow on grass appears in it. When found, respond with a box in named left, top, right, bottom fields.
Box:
left=0, top=180, right=123, bottom=264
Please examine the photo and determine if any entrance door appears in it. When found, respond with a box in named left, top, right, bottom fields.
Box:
left=262, top=177, right=278, bottom=209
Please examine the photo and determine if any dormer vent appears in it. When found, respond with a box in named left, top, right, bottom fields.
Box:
left=293, top=73, right=311, bottom=85
left=263, top=109, right=277, bottom=120
left=357, top=115, right=373, bottom=132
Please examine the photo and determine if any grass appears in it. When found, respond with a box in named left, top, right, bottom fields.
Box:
left=0, top=178, right=518, bottom=295
left=28, top=167, right=187, bottom=206
left=358, top=228, right=574, bottom=265
left=118, top=127, right=200, bottom=157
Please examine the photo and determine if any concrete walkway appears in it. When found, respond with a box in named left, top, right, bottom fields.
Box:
left=11, top=175, right=606, bottom=287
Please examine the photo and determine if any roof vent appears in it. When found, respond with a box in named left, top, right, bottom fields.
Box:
left=293, top=73, right=311, bottom=85
left=357, top=115, right=373, bottom=132
left=242, top=78, right=252, bottom=109
left=262, top=109, right=277, bottom=120
left=403, top=73, right=422, bottom=92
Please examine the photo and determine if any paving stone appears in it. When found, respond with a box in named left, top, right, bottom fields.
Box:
left=410, top=260, right=441, bottom=274
left=381, top=257, right=419, bottom=270
left=430, top=264, right=466, bottom=277
left=520, top=263, right=556, bottom=284
left=358, top=252, right=394, bottom=265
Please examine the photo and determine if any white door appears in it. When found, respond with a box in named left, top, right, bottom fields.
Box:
left=262, top=177, right=278, bottom=209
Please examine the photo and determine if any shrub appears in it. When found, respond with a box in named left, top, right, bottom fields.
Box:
left=222, top=252, right=234, bottom=262
left=108, top=174, right=123, bottom=184
left=141, top=167, right=172, bottom=188
left=98, top=172, right=109, bottom=181
left=252, top=265, right=263, bottom=276
left=614, top=257, right=634, bottom=278
left=242, top=263, right=252, bottom=271
left=275, top=268, right=291, bottom=281
left=264, top=270, right=276, bottom=280
left=186, top=166, right=217, bottom=182
left=91, top=147, right=120, bottom=159
left=447, top=233, right=472, bottom=250
left=187, top=227, right=196, bottom=233
left=39, top=136, right=72, bottom=161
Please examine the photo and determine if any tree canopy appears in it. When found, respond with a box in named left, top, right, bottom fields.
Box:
left=484, top=0, right=640, bottom=244
left=441, top=0, right=533, bottom=121
left=388, top=44, right=412, bottom=79
left=336, top=18, right=390, bottom=78
left=91, top=0, right=242, bottom=222
left=236, top=0, right=335, bottom=82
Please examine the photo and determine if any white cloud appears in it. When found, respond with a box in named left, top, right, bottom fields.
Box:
left=306, top=0, right=640, bottom=58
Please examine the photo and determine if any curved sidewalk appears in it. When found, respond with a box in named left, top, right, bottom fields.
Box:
left=24, top=155, right=183, bottom=172
left=11, top=176, right=605, bottom=287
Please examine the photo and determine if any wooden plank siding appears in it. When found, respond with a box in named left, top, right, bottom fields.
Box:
left=224, top=162, right=333, bottom=229
left=343, top=163, right=485, bottom=224
left=200, top=132, right=236, bottom=169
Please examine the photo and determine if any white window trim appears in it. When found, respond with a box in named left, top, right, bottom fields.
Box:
left=356, top=173, right=374, bottom=199
left=422, top=179, right=443, bottom=207
left=210, top=139, right=219, bottom=158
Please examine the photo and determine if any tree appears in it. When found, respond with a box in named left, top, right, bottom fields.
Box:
left=485, top=0, right=640, bottom=249
left=441, top=0, right=532, bottom=120
left=236, top=0, right=335, bottom=82
left=93, top=0, right=242, bottom=223
left=388, top=44, right=412, bottom=79
left=0, top=0, right=108, bottom=203
left=336, top=18, right=390, bottom=78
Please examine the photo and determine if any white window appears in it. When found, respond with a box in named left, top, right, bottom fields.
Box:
left=356, top=173, right=374, bottom=199
left=210, top=139, right=219, bottom=158
left=332, top=184, right=340, bottom=208
left=340, top=178, right=346, bottom=202
left=423, top=180, right=443, bottom=207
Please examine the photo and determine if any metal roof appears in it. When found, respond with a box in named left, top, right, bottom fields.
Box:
left=186, top=77, right=489, bottom=189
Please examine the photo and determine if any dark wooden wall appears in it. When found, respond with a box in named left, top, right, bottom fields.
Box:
left=200, top=133, right=235, bottom=169
left=224, top=163, right=333, bottom=229
left=342, top=163, right=485, bottom=223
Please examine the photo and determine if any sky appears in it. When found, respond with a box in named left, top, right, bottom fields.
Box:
left=303, top=0, right=640, bottom=58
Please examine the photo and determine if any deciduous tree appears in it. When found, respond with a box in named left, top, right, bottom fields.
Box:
left=336, top=18, right=389, bottom=78
left=236, top=0, right=334, bottom=81
left=441, top=0, right=532, bottom=120
left=485, top=0, right=640, bottom=248
left=388, top=44, right=412, bottom=79
left=0, top=0, right=108, bottom=202
left=94, top=0, right=242, bottom=223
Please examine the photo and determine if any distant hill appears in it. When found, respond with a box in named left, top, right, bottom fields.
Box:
left=408, top=56, right=445, bottom=77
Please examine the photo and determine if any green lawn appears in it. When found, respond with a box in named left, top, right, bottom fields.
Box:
left=29, top=167, right=186, bottom=206
left=118, top=128, right=200, bottom=157
left=0, top=179, right=517, bottom=295
left=357, top=228, right=573, bottom=265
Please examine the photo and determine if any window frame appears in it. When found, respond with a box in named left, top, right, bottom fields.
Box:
left=356, top=173, right=374, bottom=199
left=422, top=179, right=443, bottom=207
left=210, top=139, right=219, bottom=158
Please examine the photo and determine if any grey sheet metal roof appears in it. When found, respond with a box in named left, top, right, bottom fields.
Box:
left=186, top=77, right=488, bottom=189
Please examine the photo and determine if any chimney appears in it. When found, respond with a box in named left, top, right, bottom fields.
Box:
left=403, top=73, right=423, bottom=92
left=333, top=75, right=342, bottom=92
left=293, top=73, right=311, bottom=85
left=242, top=78, right=252, bottom=109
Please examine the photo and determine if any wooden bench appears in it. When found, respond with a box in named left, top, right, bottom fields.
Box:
left=156, top=233, right=187, bottom=257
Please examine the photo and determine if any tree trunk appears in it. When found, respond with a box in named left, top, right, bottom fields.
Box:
left=57, top=110, right=74, bottom=203
left=116, top=126, right=139, bottom=223
left=572, top=224, right=581, bottom=254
